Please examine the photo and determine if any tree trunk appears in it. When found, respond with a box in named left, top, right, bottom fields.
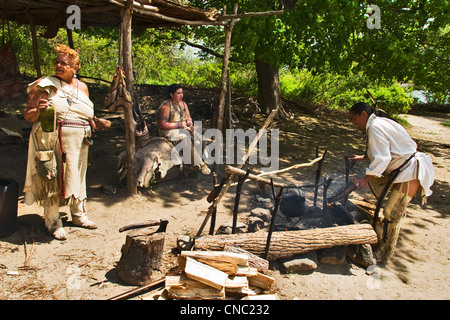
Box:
left=255, top=58, right=290, bottom=120
left=195, top=224, right=378, bottom=261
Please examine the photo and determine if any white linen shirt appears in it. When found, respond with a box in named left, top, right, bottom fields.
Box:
left=365, top=113, right=434, bottom=197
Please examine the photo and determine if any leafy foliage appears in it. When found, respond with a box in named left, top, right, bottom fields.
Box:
left=1, top=0, right=447, bottom=111
left=280, top=69, right=413, bottom=116
left=190, top=0, right=449, bottom=103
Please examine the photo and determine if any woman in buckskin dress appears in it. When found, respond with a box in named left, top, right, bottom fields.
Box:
left=23, top=44, right=103, bottom=240
left=157, top=84, right=210, bottom=175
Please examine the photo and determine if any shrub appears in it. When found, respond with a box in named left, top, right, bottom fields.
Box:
left=280, top=69, right=413, bottom=116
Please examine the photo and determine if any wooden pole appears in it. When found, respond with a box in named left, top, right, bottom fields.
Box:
left=209, top=173, right=218, bottom=235
left=322, top=177, right=333, bottom=211
left=314, top=148, right=327, bottom=206
left=121, top=1, right=137, bottom=195
left=66, top=28, right=74, bottom=49
left=26, top=11, right=41, bottom=78
left=264, top=184, right=284, bottom=259
left=226, top=69, right=232, bottom=129
left=232, top=170, right=250, bottom=234
left=214, top=3, right=238, bottom=132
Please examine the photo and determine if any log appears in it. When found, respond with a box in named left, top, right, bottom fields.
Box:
left=195, top=224, right=378, bottom=261
left=116, top=228, right=165, bottom=286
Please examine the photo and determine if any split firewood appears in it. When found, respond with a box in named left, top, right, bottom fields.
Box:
left=178, top=251, right=249, bottom=275
left=223, top=244, right=269, bottom=274
left=225, top=276, right=249, bottom=296
left=180, top=250, right=248, bottom=266
left=247, top=272, right=274, bottom=290
left=349, top=199, right=376, bottom=210
left=195, top=224, right=378, bottom=261
left=165, top=274, right=225, bottom=300
left=184, top=257, right=229, bottom=290
left=242, top=294, right=280, bottom=300
left=236, top=266, right=258, bottom=277
left=178, top=255, right=239, bottom=275
left=347, top=200, right=376, bottom=222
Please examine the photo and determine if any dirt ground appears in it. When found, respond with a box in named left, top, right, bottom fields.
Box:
left=0, top=86, right=448, bottom=301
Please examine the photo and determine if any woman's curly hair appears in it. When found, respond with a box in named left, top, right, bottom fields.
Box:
left=54, top=44, right=80, bottom=69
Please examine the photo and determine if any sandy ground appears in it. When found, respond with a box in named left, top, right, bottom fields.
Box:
left=0, top=100, right=448, bottom=301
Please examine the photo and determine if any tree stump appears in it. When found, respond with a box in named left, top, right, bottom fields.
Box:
left=116, top=228, right=165, bottom=286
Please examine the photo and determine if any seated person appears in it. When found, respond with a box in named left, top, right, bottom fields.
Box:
left=157, top=84, right=210, bottom=175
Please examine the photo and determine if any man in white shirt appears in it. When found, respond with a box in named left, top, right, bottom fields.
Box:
left=348, top=102, right=434, bottom=262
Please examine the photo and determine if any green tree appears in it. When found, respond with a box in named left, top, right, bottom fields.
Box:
left=351, top=0, right=450, bottom=103
left=188, top=0, right=449, bottom=110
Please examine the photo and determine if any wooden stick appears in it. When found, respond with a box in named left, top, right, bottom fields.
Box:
left=108, top=277, right=165, bottom=300
left=196, top=109, right=278, bottom=237
left=209, top=173, right=219, bottom=235
left=314, top=148, right=327, bottom=206
left=322, top=177, right=333, bottom=211
left=256, top=156, right=323, bottom=177
left=264, top=184, right=284, bottom=260
left=232, top=170, right=250, bottom=234
left=224, top=165, right=301, bottom=189
left=226, top=156, right=323, bottom=188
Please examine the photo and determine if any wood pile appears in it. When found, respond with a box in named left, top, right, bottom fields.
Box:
left=164, top=250, right=276, bottom=300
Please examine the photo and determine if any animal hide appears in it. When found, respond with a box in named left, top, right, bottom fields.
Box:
left=118, top=137, right=182, bottom=188
left=105, top=66, right=132, bottom=112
